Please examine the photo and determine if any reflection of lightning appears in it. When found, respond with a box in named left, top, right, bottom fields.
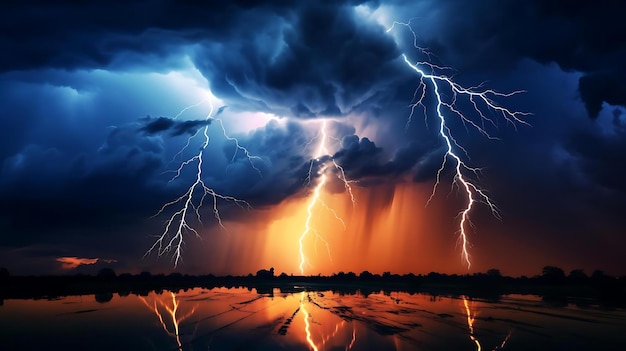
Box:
left=463, top=296, right=482, bottom=351
left=388, top=22, right=529, bottom=269
left=298, top=120, right=355, bottom=275
left=496, top=332, right=512, bottom=350
left=301, top=292, right=320, bottom=351
left=146, top=101, right=257, bottom=267
left=462, top=295, right=512, bottom=351
left=298, top=292, right=355, bottom=350
left=140, top=292, right=197, bottom=350
left=347, top=325, right=356, bottom=350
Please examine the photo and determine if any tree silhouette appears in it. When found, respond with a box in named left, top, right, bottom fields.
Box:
left=568, top=269, right=588, bottom=283
left=256, top=267, right=274, bottom=279
left=542, top=266, right=565, bottom=284
left=359, top=271, right=373, bottom=280
left=486, top=269, right=502, bottom=278
left=0, top=267, right=8, bottom=280
left=591, top=270, right=607, bottom=280
left=96, top=268, right=117, bottom=280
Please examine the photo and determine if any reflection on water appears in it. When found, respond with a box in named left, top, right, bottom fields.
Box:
left=139, top=292, right=198, bottom=350
left=298, top=291, right=357, bottom=351
left=462, top=295, right=511, bottom=351
left=463, top=296, right=482, bottom=351
left=300, top=292, right=318, bottom=351
left=1, top=287, right=625, bottom=350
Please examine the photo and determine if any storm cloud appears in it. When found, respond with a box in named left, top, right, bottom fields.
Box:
left=139, top=116, right=211, bottom=136
left=3, top=1, right=625, bottom=118
left=389, top=0, right=626, bottom=117
left=1, top=1, right=625, bottom=275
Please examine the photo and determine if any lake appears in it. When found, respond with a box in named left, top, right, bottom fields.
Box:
left=1, top=287, right=625, bottom=350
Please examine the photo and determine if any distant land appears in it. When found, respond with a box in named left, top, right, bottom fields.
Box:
left=1, top=266, right=624, bottom=307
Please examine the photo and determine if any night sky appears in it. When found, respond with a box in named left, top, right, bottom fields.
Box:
left=1, top=0, right=625, bottom=277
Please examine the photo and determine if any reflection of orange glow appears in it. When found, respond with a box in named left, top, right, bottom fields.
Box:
left=139, top=292, right=197, bottom=350
left=462, top=296, right=482, bottom=351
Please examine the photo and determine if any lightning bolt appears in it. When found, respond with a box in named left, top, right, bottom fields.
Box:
left=298, top=119, right=355, bottom=275
left=146, top=100, right=258, bottom=267
left=388, top=21, right=529, bottom=269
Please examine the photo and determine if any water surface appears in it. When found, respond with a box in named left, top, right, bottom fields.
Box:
left=1, top=287, right=625, bottom=350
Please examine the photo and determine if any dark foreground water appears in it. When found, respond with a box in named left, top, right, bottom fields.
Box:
left=1, top=287, right=625, bottom=350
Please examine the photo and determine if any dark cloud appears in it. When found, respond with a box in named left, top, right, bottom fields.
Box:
left=211, top=120, right=320, bottom=205
left=1, top=1, right=626, bottom=274
left=139, top=116, right=211, bottom=136
left=0, top=1, right=404, bottom=118
left=194, top=2, right=403, bottom=117
left=333, top=135, right=441, bottom=181
left=579, top=73, right=626, bottom=118
left=565, top=120, right=626, bottom=197
left=2, top=0, right=625, bottom=118
left=0, top=122, right=170, bottom=248
left=392, top=0, right=626, bottom=117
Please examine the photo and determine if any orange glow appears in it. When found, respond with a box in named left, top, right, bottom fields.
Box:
left=261, top=181, right=461, bottom=275
left=188, top=180, right=477, bottom=275
left=180, top=173, right=552, bottom=276
left=56, top=256, right=116, bottom=269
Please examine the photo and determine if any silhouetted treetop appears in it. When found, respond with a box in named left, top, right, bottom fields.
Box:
left=96, top=268, right=116, bottom=280
left=542, top=266, right=566, bottom=284
left=256, top=267, right=274, bottom=279
left=487, top=269, right=502, bottom=278
left=568, top=269, right=588, bottom=283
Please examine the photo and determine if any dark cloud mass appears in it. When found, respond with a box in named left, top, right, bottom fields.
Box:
left=1, top=0, right=400, bottom=118
left=399, top=0, right=626, bottom=117
left=139, top=116, right=211, bottom=136
left=333, top=135, right=440, bottom=181
left=0, top=1, right=625, bottom=275
left=2, top=1, right=625, bottom=116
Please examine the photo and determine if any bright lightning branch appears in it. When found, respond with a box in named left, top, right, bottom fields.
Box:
left=389, top=21, right=529, bottom=268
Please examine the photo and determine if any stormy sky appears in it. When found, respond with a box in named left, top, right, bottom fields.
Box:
left=1, top=0, right=625, bottom=276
